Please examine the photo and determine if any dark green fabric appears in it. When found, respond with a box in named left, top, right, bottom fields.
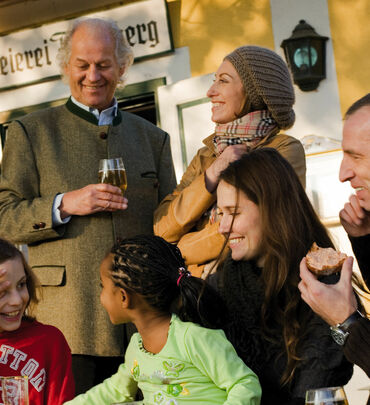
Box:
left=65, top=97, right=122, bottom=126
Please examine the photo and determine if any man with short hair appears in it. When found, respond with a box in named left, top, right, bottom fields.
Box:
left=0, top=18, right=176, bottom=393
left=299, top=93, right=370, bottom=377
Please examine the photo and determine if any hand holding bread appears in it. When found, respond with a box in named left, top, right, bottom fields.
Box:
left=305, top=243, right=348, bottom=276
left=298, top=255, right=357, bottom=326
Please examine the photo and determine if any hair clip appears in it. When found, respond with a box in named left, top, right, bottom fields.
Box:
left=176, top=266, right=191, bottom=286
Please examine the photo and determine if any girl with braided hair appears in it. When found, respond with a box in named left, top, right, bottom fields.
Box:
left=66, top=234, right=261, bottom=405
left=213, top=148, right=354, bottom=405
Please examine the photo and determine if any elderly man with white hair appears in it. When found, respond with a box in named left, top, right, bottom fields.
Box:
left=0, top=18, right=176, bottom=393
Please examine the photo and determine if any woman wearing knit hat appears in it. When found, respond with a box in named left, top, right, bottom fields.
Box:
left=154, top=45, right=306, bottom=277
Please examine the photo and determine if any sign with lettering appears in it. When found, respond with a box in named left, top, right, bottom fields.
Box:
left=0, top=0, right=173, bottom=92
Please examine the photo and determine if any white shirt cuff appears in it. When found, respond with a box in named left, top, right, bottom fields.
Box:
left=52, top=193, right=71, bottom=225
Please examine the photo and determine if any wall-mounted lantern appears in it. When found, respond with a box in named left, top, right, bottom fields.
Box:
left=281, top=20, right=328, bottom=91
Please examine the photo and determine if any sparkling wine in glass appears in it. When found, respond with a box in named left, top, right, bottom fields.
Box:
left=98, top=157, right=127, bottom=196
left=305, top=386, right=348, bottom=405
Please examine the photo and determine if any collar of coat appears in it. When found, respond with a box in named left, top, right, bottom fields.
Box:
left=65, top=97, right=122, bottom=126
left=202, top=130, right=281, bottom=155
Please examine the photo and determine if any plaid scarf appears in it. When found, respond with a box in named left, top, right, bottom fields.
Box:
left=213, top=110, right=278, bottom=155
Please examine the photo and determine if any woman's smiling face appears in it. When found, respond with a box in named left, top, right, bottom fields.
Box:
left=206, top=59, right=246, bottom=124
left=217, top=180, right=265, bottom=267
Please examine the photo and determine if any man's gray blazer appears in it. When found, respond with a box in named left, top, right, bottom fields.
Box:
left=0, top=99, right=176, bottom=356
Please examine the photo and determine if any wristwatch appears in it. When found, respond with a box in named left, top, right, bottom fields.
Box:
left=330, top=310, right=365, bottom=346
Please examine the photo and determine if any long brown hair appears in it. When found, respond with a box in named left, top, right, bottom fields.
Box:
left=219, top=148, right=333, bottom=385
left=0, top=238, right=39, bottom=320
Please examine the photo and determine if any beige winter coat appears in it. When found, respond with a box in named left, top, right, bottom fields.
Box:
left=154, top=132, right=306, bottom=276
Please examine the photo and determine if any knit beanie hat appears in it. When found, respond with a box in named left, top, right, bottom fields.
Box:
left=225, top=45, right=295, bottom=129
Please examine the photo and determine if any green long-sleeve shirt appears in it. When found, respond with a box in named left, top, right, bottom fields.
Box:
left=65, top=314, right=261, bottom=404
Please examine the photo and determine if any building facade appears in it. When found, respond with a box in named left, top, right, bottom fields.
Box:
left=0, top=1, right=369, bottom=400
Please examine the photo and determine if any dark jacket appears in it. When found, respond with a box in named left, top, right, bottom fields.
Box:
left=344, top=234, right=370, bottom=377
left=210, top=257, right=353, bottom=405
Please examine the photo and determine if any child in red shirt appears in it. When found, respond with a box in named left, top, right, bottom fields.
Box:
left=0, top=238, right=75, bottom=405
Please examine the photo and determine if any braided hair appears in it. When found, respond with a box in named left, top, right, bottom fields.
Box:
left=109, top=235, right=227, bottom=329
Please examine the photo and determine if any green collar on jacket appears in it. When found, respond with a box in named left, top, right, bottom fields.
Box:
left=65, top=97, right=123, bottom=126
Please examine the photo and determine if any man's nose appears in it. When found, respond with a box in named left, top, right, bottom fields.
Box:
left=339, top=156, right=354, bottom=183
left=86, top=65, right=100, bottom=82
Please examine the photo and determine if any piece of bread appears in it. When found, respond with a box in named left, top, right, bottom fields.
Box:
left=306, top=243, right=348, bottom=276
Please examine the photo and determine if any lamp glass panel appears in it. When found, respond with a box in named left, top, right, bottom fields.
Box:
left=310, top=38, right=326, bottom=76
left=293, top=45, right=318, bottom=68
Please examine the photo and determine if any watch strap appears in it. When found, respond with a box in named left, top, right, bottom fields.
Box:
left=330, top=310, right=365, bottom=346
left=339, top=310, right=364, bottom=333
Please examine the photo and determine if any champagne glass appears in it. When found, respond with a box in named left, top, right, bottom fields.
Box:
left=98, top=157, right=127, bottom=196
left=305, top=386, right=348, bottom=405
left=1, top=376, right=29, bottom=405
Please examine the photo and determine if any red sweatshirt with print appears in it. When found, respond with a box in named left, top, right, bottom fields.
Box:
left=0, top=320, right=75, bottom=405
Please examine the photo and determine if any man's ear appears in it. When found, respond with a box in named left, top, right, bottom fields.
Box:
left=63, top=63, right=70, bottom=79
left=119, top=64, right=126, bottom=78
left=120, top=288, right=130, bottom=308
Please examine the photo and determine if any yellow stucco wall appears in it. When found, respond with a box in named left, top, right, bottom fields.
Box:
left=1, top=0, right=368, bottom=117
left=327, top=0, right=370, bottom=115
left=167, top=0, right=370, bottom=115
left=167, top=0, right=275, bottom=76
